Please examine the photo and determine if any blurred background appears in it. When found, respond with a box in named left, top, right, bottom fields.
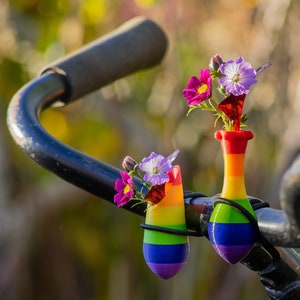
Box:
left=1, top=0, right=300, bottom=299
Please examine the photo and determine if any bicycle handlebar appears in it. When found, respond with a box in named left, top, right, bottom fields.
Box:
left=41, top=17, right=168, bottom=104
left=6, top=17, right=300, bottom=299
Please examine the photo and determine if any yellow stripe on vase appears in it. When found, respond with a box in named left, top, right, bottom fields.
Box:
left=145, top=205, right=186, bottom=226
left=221, top=176, right=247, bottom=200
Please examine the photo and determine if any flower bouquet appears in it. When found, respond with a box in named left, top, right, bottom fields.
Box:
left=114, top=53, right=270, bottom=279
left=182, top=54, right=270, bottom=264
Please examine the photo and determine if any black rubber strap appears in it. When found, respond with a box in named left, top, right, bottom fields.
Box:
left=213, top=197, right=260, bottom=233
left=140, top=222, right=202, bottom=236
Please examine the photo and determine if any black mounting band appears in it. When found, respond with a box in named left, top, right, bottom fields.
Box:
left=140, top=223, right=202, bottom=237
left=212, top=197, right=260, bottom=233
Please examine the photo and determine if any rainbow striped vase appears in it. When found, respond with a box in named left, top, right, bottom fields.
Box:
left=143, top=165, right=189, bottom=279
left=208, top=130, right=257, bottom=264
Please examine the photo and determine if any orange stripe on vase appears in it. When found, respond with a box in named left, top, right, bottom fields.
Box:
left=224, top=154, right=245, bottom=177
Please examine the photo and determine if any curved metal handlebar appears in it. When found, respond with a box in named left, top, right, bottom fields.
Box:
left=7, top=69, right=300, bottom=247
left=6, top=17, right=300, bottom=299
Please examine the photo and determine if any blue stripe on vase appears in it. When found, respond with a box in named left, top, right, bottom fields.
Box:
left=143, top=243, right=189, bottom=264
left=208, top=222, right=256, bottom=246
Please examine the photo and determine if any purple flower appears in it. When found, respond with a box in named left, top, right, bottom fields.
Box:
left=219, top=57, right=257, bottom=96
left=256, top=62, right=271, bottom=76
left=139, top=151, right=178, bottom=186
left=182, top=69, right=212, bottom=106
left=114, top=172, right=134, bottom=207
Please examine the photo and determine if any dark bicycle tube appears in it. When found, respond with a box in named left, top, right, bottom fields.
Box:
left=8, top=17, right=168, bottom=216
left=7, top=72, right=147, bottom=216
left=7, top=73, right=300, bottom=247
left=241, top=244, right=300, bottom=300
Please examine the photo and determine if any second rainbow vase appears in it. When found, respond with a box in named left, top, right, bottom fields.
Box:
left=208, top=130, right=257, bottom=264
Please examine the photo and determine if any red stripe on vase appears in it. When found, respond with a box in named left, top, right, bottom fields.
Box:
left=214, top=130, right=253, bottom=154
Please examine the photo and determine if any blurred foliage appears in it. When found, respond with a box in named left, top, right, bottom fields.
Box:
left=1, top=0, right=300, bottom=299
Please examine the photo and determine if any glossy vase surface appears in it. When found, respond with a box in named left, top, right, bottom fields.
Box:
left=208, top=130, right=257, bottom=264
left=143, top=165, right=189, bottom=279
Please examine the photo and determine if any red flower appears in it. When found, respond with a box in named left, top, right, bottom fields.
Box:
left=144, top=184, right=166, bottom=204
left=217, top=94, right=246, bottom=131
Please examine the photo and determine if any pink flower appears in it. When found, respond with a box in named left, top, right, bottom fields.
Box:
left=182, top=69, right=212, bottom=106
left=114, top=172, right=134, bottom=207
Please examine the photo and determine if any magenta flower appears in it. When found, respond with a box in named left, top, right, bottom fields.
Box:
left=139, top=151, right=178, bottom=186
left=219, top=57, right=257, bottom=96
left=114, top=171, right=134, bottom=207
left=182, top=69, right=212, bottom=106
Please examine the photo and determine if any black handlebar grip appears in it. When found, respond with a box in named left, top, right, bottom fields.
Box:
left=42, top=17, right=168, bottom=103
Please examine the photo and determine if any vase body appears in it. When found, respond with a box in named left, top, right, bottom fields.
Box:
left=143, top=165, right=189, bottom=279
left=208, top=130, right=257, bottom=264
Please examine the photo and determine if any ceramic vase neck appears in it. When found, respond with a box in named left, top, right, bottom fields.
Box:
left=215, top=130, right=253, bottom=200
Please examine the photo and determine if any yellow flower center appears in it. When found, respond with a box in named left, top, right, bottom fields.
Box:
left=123, top=184, right=131, bottom=194
left=197, top=83, right=208, bottom=94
